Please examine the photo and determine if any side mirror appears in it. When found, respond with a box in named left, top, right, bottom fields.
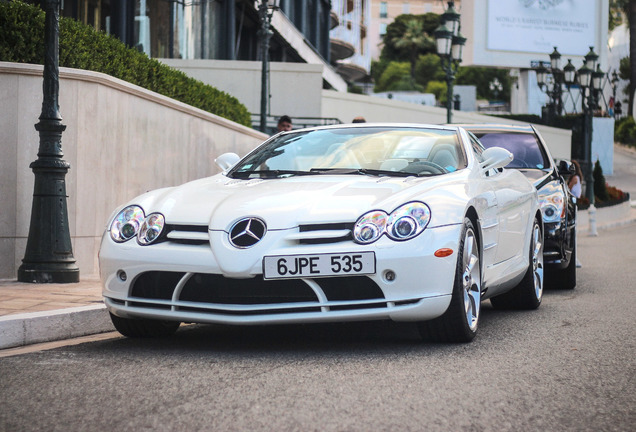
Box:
left=481, top=147, right=513, bottom=171
left=215, top=152, right=240, bottom=171
left=557, top=160, right=575, bottom=176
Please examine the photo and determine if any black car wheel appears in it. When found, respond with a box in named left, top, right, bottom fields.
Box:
left=419, top=218, right=481, bottom=343
left=110, top=312, right=180, bottom=338
left=491, top=217, right=544, bottom=310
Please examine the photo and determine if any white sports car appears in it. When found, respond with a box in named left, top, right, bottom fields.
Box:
left=100, top=124, right=543, bottom=343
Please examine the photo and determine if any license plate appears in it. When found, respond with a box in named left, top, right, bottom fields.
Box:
left=263, top=252, right=376, bottom=280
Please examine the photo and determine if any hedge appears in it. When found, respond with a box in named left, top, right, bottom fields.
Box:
left=0, top=1, right=252, bottom=127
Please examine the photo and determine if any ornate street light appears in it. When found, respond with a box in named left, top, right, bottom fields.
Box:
left=563, top=59, right=576, bottom=85
left=18, top=0, right=79, bottom=283
left=535, top=46, right=565, bottom=122
left=258, top=0, right=280, bottom=133
left=435, top=2, right=465, bottom=123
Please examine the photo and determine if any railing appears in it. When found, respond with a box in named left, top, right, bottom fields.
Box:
left=250, top=114, right=342, bottom=135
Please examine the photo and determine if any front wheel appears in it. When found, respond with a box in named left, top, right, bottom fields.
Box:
left=491, top=218, right=544, bottom=310
left=418, top=218, right=481, bottom=343
left=110, top=312, right=181, bottom=338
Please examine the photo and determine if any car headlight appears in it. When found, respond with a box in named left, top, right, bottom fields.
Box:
left=353, top=210, right=388, bottom=244
left=137, top=213, right=165, bottom=245
left=110, top=205, right=145, bottom=242
left=386, top=202, right=431, bottom=241
left=353, top=202, right=431, bottom=244
left=539, top=190, right=565, bottom=223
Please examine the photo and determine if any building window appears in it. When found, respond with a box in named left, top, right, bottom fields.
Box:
left=379, top=23, right=387, bottom=36
left=379, top=2, right=387, bottom=18
left=403, top=2, right=409, bottom=14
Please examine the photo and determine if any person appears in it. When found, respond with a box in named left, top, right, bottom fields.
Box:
left=568, top=160, right=583, bottom=199
left=352, top=116, right=366, bottom=123
left=568, top=160, right=583, bottom=268
left=277, top=115, right=293, bottom=132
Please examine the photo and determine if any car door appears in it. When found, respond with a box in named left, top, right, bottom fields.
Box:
left=468, top=134, right=532, bottom=281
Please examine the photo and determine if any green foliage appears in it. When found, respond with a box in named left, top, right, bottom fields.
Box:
left=375, top=62, right=424, bottom=92
left=425, top=80, right=447, bottom=104
left=615, top=116, right=636, bottom=146
left=593, top=160, right=609, bottom=202
left=414, top=54, right=445, bottom=88
left=456, top=67, right=511, bottom=101
left=391, top=18, right=434, bottom=85
left=380, top=13, right=439, bottom=62
left=0, top=1, right=251, bottom=127
left=609, top=0, right=629, bottom=30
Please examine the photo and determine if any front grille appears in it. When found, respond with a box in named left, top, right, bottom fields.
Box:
left=164, top=224, right=209, bottom=245
left=294, top=222, right=354, bottom=244
left=124, top=271, right=387, bottom=316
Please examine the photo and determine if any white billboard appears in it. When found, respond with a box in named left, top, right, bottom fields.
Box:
left=462, top=0, right=608, bottom=69
left=487, top=0, right=596, bottom=55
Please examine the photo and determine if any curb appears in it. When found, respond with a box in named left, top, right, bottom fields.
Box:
left=0, top=305, right=114, bottom=350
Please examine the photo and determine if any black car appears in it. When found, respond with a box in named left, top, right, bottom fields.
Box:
left=459, top=124, right=577, bottom=289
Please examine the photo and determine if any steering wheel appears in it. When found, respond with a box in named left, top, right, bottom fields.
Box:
left=408, top=160, right=448, bottom=175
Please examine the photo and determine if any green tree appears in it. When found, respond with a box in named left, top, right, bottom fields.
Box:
left=425, top=81, right=447, bottom=105
left=391, top=19, right=434, bottom=87
left=456, top=67, right=511, bottom=101
left=375, top=61, right=423, bottom=92
left=380, top=13, right=439, bottom=62
left=414, top=53, right=445, bottom=89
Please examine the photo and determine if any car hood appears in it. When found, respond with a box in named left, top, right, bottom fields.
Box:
left=132, top=173, right=469, bottom=231
left=518, top=169, right=552, bottom=188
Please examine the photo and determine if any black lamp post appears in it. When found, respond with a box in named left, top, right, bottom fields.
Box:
left=561, top=46, right=604, bottom=209
left=258, top=0, right=280, bottom=133
left=610, top=70, right=622, bottom=119
left=18, top=0, right=79, bottom=283
left=434, top=1, right=465, bottom=124
left=535, top=46, right=564, bottom=123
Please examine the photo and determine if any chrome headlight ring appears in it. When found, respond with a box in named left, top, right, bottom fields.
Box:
left=353, top=210, right=388, bottom=244
left=137, top=213, right=166, bottom=245
left=386, top=202, right=431, bottom=241
left=539, top=190, right=565, bottom=223
left=110, top=205, right=145, bottom=243
left=353, top=202, right=431, bottom=244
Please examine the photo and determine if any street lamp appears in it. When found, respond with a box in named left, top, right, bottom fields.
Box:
left=434, top=1, right=465, bottom=123
left=18, top=0, right=79, bottom=283
left=258, top=0, right=280, bottom=133
left=534, top=46, right=564, bottom=123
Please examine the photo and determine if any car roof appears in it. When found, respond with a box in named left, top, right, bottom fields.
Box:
left=279, top=123, right=464, bottom=134
left=452, top=123, right=535, bottom=134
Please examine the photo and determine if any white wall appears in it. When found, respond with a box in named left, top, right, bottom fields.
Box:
left=0, top=62, right=266, bottom=280
left=320, top=90, right=573, bottom=160
left=160, top=59, right=325, bottom=119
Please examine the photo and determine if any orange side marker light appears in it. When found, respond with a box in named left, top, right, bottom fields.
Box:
left=434, top=248, right=454, bottom=257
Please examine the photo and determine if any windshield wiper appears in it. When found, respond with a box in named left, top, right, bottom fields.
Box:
left=310, top=168, right=435, bottom=177
left=231, top=169, right=313, bottom=179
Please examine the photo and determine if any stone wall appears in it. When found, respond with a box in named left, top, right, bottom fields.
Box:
left=0, top=62, right=267, bottom=279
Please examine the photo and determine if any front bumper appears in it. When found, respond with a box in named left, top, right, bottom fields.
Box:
left=100, top=223, right=463, bottom=325
left=543, top=220, right=574, bottom=268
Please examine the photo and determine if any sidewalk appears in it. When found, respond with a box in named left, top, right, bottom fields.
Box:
left=0, top=276, right=114, bottom=349
left=2, top=205, right=636, bottom=350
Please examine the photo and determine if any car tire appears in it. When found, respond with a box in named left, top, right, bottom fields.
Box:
left=418, top=217, right=481, bottom=343
left=553, top=235, right=576, bottom=290
left=490, top=217, right=544, bottom=310
left=109, top=312, right=180, bottom=338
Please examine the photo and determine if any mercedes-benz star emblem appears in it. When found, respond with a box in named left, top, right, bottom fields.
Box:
left=229, top=217, right=266, bottom=248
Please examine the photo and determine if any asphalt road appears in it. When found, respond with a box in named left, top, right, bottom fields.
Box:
left=1, top=223, right=635, bottom=431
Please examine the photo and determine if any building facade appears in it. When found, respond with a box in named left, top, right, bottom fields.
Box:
left=31, top=0, right=371, bottom=89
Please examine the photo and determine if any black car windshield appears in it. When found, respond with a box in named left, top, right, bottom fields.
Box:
left=475, top=132, right=550, bottom=170
left=228, top=127, right=467, bottom=179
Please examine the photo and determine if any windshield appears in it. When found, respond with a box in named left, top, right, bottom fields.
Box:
left=228, top=127, right=467, bottom=179
left=474, top=132, right=550, bottom=170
